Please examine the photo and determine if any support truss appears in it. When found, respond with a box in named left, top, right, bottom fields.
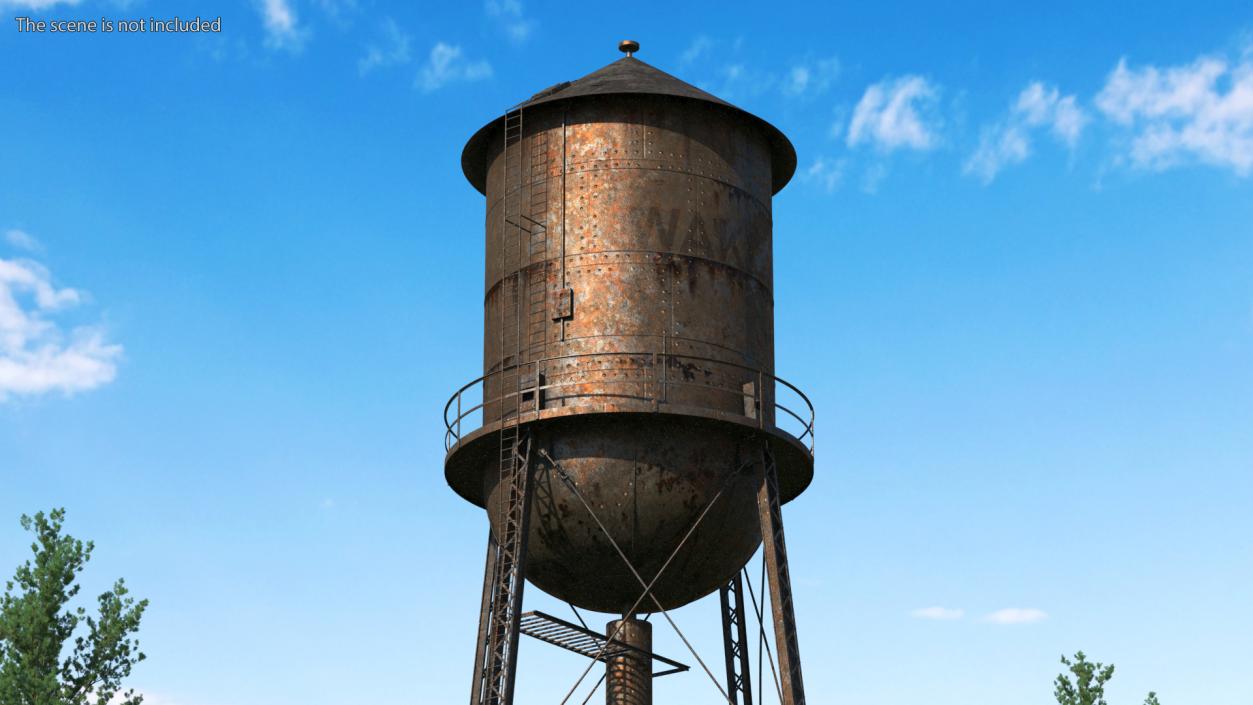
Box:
left=756, top=440, right=806, bottom=705
left=720, top=571, right=755, bottom=705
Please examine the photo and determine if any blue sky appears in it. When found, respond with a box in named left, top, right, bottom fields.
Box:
left=2, top=1, right=1251, bottom=704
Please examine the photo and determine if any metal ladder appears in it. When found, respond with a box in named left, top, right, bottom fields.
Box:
left=472, top=429, right=533, bottom=705
left=524, top=128, right=549, bottom=370
left=470, top=107, right=536, bottom=705
left=498, top=108, right=525, bottom=424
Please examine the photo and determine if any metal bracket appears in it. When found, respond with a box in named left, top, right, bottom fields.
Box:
left=550, top=287, right=573, bottom=320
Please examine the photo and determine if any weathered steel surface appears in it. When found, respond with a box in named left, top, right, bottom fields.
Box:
left=449, top=58, right=811, bottom=615
left=461, top=57, right=797, bottom=195
left=483, top=415, right=763, bottom=612
left=605, top=618, right=652, bottom=705
left=481, top=96, right=777, bottom=427
left=446, top=408, right=812, bottom=509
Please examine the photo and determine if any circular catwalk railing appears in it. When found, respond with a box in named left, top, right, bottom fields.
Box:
left=443, top=351, right=814, bottom=454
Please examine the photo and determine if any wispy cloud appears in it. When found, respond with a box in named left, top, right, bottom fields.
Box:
left=861, top=162, right=889, bottom=194
left=783, top=57, right=841, bottom=98
left=911, top=606, right=965, bottom=621
left=1095, top=50, right=1253, bottom=175
left=257, top=0, right=309, bottom=52
left=1017, top=82, right=1087, bottom=145
left=680, top=37, right=835, bottom=103
left=964, top=81, right=1087, bottom=183
left=417, top=42, right=492, bottom=93
left=713, top=62, right=776, bottom=101
left=965, top=126, right=1031, bottom=183
left=5, top=229, right=41, bottom=253
left=358, top=18, right=411, bottom=76
left=983, top=607, right=1048, bottom=625
left=313, top=0, right=357, bottom=23
left=485, top=0, right=535, bottom=44
left=679, top=35, right=714, bottom=68
left=847, top=75, right=942, bottom=152
left=803, top=157, right=846, bottom=193
left=0, top=247, right=121, bottom=401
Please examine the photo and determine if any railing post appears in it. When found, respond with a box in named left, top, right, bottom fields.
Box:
left=662, top=352, right=668, bottom=404
left=651, top=352, right=659, bottom=411
left=757, top=370, right=764, bottom=429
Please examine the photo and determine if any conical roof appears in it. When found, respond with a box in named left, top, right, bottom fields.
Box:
left=460, top=55, right=797, bottom=194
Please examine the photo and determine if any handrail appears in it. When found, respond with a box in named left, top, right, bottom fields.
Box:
left=442, top=351, right=815, bottom=455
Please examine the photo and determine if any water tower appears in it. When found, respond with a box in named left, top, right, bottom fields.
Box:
left=443, top=40, right=815, bottom=705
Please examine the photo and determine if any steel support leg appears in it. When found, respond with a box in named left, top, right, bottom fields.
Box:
left=604, top=618, right=652, bottom=705
left=470, top=426, right=535, bottom=705
left=756, top=441, right=806, bottom=705
left=719, top=572, right=754, bottom=705
left=470, top=529, right=500, bottom=704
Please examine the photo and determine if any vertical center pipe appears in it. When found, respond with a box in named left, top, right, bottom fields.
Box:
left=605, top=618, right=652, bottom=705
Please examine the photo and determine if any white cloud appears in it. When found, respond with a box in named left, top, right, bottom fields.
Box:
left=357, top=18, right=411, bottom=76
left=1017, top=82, right=1087, bottom=145
left=0, top=253, right=121, bottom=400
left=783, top=57, right=841, bottom=98
left=965, top=125, right=1031, bottom=182
left=257, top=0, right=308, bottom=52
left=5, top=229, right=42, bottom=253
left=803, top=157, right=846, bottom=193
left=417, top=42, right=492, bottom=93
left=911, top=606, right=965, bottom=621
left=984, top=607, right=1048, bottom=625
left=847, top=75, right=941, bottom=152
left=313, top=0, right=357, bottom=22
left=679, top=36, right=713, bottom=68
left=1095, top=52, right=1253, bottom=175
left=712, top=62, right=776, bottom=101
left=964, top=81, right=1087, bottom=183
left=485, top=0, right=535, bottom=45
left=0, top=0, right=80, bottom=8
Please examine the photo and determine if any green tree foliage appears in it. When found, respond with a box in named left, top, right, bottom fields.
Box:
left=1055, top=651, right=1116, bottom=705
left=0, top=509, right=148, bottom=705
left=1054, top=651, right=1161, bottom=705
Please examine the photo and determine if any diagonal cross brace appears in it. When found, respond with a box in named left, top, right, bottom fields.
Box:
left=540, top=448, right=746, bottom=705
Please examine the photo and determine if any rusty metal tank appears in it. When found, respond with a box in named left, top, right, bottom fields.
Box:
left=445, top=49, right=814, bottom=614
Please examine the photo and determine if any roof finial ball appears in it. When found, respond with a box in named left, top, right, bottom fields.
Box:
left=618, top=39, right=640, bottom=57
